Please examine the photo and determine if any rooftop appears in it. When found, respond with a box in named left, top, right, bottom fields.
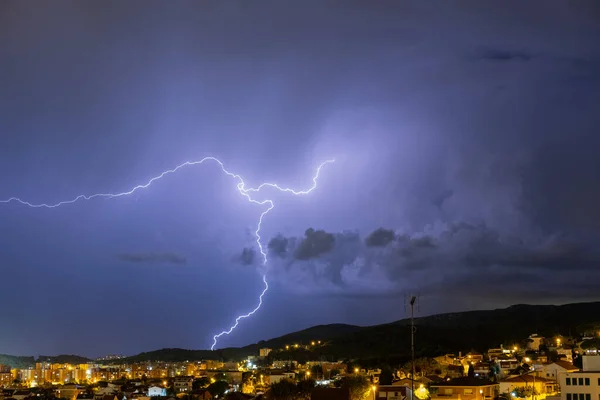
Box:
left=501, top=375, right=553, bottom=383
left=432, top=377, right=497, bottom=387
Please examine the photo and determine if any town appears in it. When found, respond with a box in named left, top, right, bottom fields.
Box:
left=1, top=333, right=600, bottom=400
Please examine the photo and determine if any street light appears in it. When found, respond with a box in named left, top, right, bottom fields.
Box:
left=372, top=385, right=377, bottom=400
left=354, top=368, right=359, bottom=374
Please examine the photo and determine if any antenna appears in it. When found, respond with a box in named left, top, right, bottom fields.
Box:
left=409, top=295, right=419, bottom=400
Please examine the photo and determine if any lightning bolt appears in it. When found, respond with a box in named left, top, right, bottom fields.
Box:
left=0, top=156, right=334, bottom=349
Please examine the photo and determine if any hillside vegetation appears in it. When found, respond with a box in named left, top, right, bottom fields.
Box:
left=4, top=302, right=600, bottom=367
left=117, top=301, right=600, bottom=364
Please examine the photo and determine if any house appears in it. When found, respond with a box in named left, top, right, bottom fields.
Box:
left=499, top=375, right=558, bottom=399
left=11, top=391, right=32, bottom=400
left=474, top=363, right=491, bottom=377
left=76, top=392, right=94, bottom=400
left=557, top=348, right=574, bottom=363
left=55, top=385, right=81, bottom=400
left=173, top=376, right=193, bottom=392
left=430, top=377, right=499, bottom=400
left=446, top=365, right=465, bottom=379
left=528, top=335, right=545, bottom=351
left=498, top=360, right=520, bottom=378
left=543, top=362, right=579, bottom=385
left=311, top=388, right=351, bottom=400
left=265, top=371, right=294, bottom=385
left=377, top=385, right=408, bottom=400
left=95, top=386, right=117, bottom=398
left=467, top=353, right=485, bottom=364
left=147, top=386, right=167, bottom=397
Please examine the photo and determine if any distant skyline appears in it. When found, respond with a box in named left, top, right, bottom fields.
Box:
left=1, top=1, right=599, bottom=357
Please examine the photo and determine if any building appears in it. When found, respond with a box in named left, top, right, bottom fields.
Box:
left=265, top=372, right=294, bottom=385
left=147, top=387, right=167, bottom=397
left=560, top=356, right=600, bottom=400
left=557, top=348, right=574, bottom=363
left=173, top=376, right=193, bottom=392
left=528, top=335, right=545, bottom=351
left=430, top=377, right=499, bottom=400
left=12, top=390, right=32, bottom=400
left=467, top=353, right=485, bottom=364
left=0, top=372, right=12, bottom=386
left=55, top=384, right=81, bottom=400
left=447, top=365, right=465, bottom=378
left=543, top=362, right=579, bottom=385
left=376, top=385, right=408, bottom=400
left=259, top=348, right=272, bottom=357
left=499, top=375, right=558, bottom=399
left=474, top=363, right=491, bottom=377
left=498, top=360, right=520, bottom=378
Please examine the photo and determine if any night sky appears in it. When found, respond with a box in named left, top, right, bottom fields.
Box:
left=1, top=1, right=599, bottom=357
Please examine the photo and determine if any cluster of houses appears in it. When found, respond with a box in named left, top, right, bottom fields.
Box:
left=3, top=334, right=600, bottom=400
left=377, top=333, right=591, bottom=400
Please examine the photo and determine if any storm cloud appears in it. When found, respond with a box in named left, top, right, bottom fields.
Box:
left=243, top=224, right=600, bottom=300
left=2, top=0, right=600, bottom=354
left=295, top=228, right=336, bottom=260
left=365, top=228, right=396, bottom=247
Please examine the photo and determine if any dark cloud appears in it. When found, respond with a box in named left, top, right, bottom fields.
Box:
left=365, top=228, right=396, bottom=247
left=295, top=228, right=336, bottom=260
left=255, top=224, right=600, bottom=300
left=239, top=247, right=255, bottom=266
left=116, top=252, right=187, bottom=265
left=268, top=234, right=290, bottom=258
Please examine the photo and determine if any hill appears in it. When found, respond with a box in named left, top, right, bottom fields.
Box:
left=0, top=354, right=91, bottom=369
left=0, top=354, right=35, bottom=369
left=6, top=301, right=600, bottom=366
left=116, top=301, right=600, bottom=364
left=37, top=354, right=92, bottom=364
left=116, top=324, right=363, bottom=364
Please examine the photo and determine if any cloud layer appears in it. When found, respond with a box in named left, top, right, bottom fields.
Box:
left=240, top=225, right=600, bottom=301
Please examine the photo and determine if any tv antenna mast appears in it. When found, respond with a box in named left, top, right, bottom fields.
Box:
left=405, top=294, right=420, bottom=400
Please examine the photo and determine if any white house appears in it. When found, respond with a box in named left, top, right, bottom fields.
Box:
left=544, top=361, right=579, bottom=387
left=147, top=387, right=167, bottom=397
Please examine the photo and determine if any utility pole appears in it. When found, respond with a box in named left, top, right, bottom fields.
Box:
left=410, top=296, right=416, bottom=400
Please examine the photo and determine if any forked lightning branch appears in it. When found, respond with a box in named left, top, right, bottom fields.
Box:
left=0, top=157, right=334, bottom=349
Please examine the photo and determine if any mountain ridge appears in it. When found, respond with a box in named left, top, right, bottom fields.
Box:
left=3, top=301, right=600, bottom=367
